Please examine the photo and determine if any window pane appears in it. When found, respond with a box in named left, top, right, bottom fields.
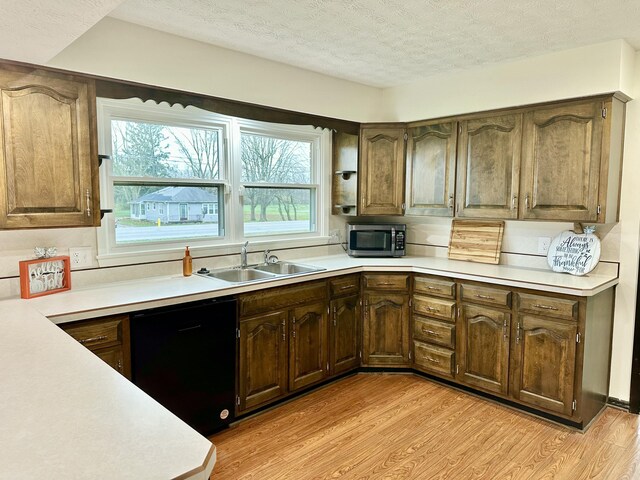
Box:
left=112, top=120, right=221, bottom=179
left=243, top=188, right=313, bottom=236
left=241, top=133, right=311, bottom=183
left=113, top=185, right=222, bottom=244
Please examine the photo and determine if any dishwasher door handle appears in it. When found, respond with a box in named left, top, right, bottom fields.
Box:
left=177, top=324, right=202, bottom=333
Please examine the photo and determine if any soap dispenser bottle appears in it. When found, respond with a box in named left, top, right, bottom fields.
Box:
left=183, top=246, right=192, bottom=276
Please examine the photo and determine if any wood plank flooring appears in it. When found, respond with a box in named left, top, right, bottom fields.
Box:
left=209, top=374, right=640, bottom=480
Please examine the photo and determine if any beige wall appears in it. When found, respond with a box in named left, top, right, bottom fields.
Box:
left=1, top=21, right=637, bottom=400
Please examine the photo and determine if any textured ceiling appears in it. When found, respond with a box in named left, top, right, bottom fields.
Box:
left=108, top=0, right=640, bottom=88
left=0, top=0, right=125, bottom=64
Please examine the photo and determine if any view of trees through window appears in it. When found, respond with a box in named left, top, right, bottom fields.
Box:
left=110, top=120, right=315, bottom=244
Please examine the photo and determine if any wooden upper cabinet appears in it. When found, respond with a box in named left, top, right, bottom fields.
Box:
left=520, top=97, right=625, bottom=222
left=456, top=114, right=522, bottom=219
left=0, top=64, right=99, bottom=229
left=359, top=125, right=405, bottom=216
left=405, top=121, right=457, bottom=216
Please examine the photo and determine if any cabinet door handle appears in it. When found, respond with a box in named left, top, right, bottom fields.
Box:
left=281, top=319, right=286, bottom=341
left=116, top=359, right=123, bottom=372
left=79, top=335, right=108, bottom=345
left=532, top=303, right=558, bottom=311
left=333, top=306, right=337, bottom=326
left=516, top=322, right=521, bottom=344
left=85, top=189, right=92, bottom=217
left=422, top=327, right=441, bottom=337
left=512, top=195, right=518, bottom=210
left=503, top=318, right=508, bottom=341
left=525, top=194, right=530, bottom=210
left=448, top=194, right=454, bottom=209
left=475, top=294, right=495, bottom=300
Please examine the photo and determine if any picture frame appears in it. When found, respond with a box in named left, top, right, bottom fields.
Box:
left=19, top=255, right=71, bottom=299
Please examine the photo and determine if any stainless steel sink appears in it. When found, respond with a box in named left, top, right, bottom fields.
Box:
left=202, top=268, right=276, bottom=283
left=197, top=261, right=325, bottom=284
left=253, top=261, right=324, bottom=276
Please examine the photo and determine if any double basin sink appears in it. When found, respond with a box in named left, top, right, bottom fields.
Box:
left=197, top=261, right=325, bottom=284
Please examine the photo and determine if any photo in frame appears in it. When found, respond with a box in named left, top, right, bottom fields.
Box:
left=19, top=256, right=71, bottom=299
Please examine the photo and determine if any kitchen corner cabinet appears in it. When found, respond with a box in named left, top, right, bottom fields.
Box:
left=520, top=96, right=625, bottom=222
left=237, top=280, right=328, bottom=414
left=329, top=275, right=361, bottom=375
left=60, top=314, right=131, bottom=378
left=455, top=114, right=522, bottom=219
left=405, top=120, right=457, bottom=216
left=359, top=125, right=406, bottom=216
left=0, top=63, right=100, bottom=229
left=362, top=274, right=410, bottom=366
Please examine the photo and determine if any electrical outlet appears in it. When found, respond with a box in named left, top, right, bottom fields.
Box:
left=537, top=237, right=551, bottom=255
left=69, top=246, right=93, bottom=268
left=329, top=229, right=341, bottom=243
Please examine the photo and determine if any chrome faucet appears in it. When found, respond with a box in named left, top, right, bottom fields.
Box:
left=240, top=241, right=249, bottom=268
left=263, top=249, right=270, bottom=264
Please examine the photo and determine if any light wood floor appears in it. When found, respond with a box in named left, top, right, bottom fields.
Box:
left=209, top=374, right=640, bottom=479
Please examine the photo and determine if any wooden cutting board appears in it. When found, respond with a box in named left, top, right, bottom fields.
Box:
left=448, top=219, right=505, bottom=264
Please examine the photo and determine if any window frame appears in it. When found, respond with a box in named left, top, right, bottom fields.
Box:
left=96, top=98, right=331, bottom=267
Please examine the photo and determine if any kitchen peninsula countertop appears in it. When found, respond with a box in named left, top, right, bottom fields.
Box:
left=0, top=253, right=619, bottom=478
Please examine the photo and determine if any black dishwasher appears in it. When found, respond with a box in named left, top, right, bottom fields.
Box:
left=130, top=297, right=236, bottom=435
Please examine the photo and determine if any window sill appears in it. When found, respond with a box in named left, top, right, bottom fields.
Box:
left=96, top=236, right=333, bottom=268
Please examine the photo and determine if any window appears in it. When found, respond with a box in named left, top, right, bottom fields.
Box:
left=97, top=99, right=329, bottom=264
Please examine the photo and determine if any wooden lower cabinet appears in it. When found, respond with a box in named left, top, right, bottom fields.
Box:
left=289, top=302, right=328, bottom=391
left=237, top=281, right=330, bottom=414
left=238, top=311, right=289, bottom=412
left=330, top=294, right=361, bottom=375
left=60, top=314, right=131, bottom=378
left=363, top=292, right=410, bottom=366
left=457, top=303, right=511, bottom=395
left=510, top=315, right=577, bottom=416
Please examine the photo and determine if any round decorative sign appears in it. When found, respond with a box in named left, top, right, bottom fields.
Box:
left=547, top=227, right=601, bottom=276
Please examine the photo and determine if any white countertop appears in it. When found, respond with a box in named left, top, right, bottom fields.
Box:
left=0, top=252, right=618, bottom=478
left=25, top=253, right=619, bottom=323
left=0, top=300, right=215, bottom=480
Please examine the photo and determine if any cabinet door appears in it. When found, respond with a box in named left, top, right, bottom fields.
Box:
left=510, top=315, right=577, bottom=416
left=458, top=304, right=510, bottom=395
left=359, top=126, right=405, bottom=216
left=456, top=114, right=522, bottom=219
left=93, top=345, right=128, bottom=378
left=405, top=121, right=456, bottom=216
left=289, top=302, right=328, bottom=392
left=0, top=66, right=99, bottom=228
left=330, top=294, right=361, bottom=376
left=238, top=311, right=288, bottom=412
left=363, top=293, right=409, bottom=366
left=521, top=100, right=603, bottom=221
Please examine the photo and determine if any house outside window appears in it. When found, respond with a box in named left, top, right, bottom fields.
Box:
left=96, top=98, right=329, bottom=265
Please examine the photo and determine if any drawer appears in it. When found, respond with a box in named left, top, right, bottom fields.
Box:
left=518, top=293, right=578, bottom=320
left=363, top=274, right=409, bottom=291
left=460, top=284, right=512, bottom=308
left=413, top=341, right=455, bottom=378
left=239, top=280, right=327, bottom=317
left=329, top=274, right=360, bottom=297
left=414, top=276, right=455, bottom=299
left=413, top=295, right=456, bottom=322
left=413, top=316, right=455, bottom=349
left=62, top=315, right=126, bottom=350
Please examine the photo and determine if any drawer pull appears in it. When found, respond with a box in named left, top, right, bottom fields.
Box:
left=422, top=327, right=442, bottom=337
left=79, top=335, right=108, bottom=345
left=426, top=286, right=442, bottom=291
left=424, top=306, right=440, bottom=313
left=425, top=356, right=441, bottom=364
left=532, top=304, right=558, bottom=311
left=338, top=284, right=355, bottom=290
left=475, top=294, right=495, bottom=300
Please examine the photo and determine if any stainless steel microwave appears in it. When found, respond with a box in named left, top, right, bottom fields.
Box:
left=346, top=223, right=406, bottom=257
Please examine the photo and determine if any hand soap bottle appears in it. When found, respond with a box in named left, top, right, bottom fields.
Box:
left=183, top=246, right=192, bottom=276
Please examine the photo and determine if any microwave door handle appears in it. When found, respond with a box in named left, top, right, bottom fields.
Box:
left=391, top=228, right=396, bottom=255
